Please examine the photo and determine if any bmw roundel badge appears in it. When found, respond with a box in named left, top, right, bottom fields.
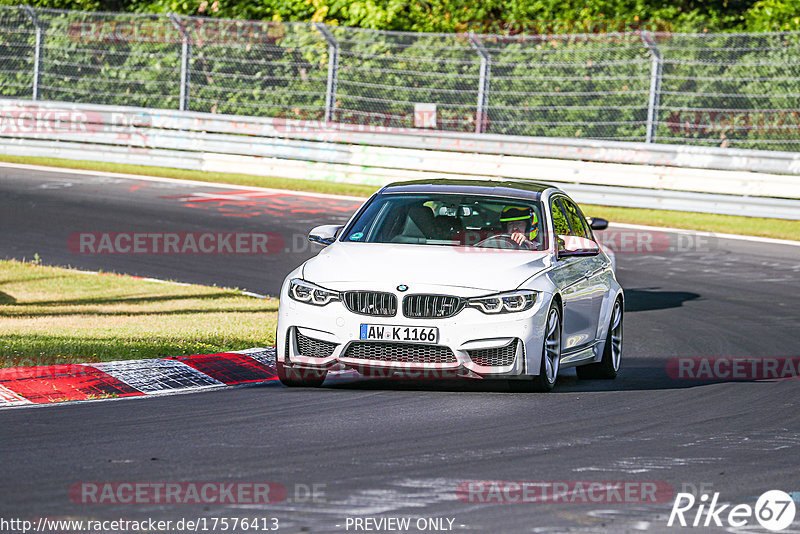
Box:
left=397, top=284, right=409, bottom=292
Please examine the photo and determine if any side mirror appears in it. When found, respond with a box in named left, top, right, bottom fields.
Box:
left=308, top=225, right=343, bottom=246
left=587, top=217, right=609, bottom=231
left=557, top=235, right=600, bottom=259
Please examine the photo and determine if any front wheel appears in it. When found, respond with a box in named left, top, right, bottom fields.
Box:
left=276, top=359, right=327, bottom=387
left=511, top=302, right=561, bottom=392
left=577, top=298, right=622, bottom=380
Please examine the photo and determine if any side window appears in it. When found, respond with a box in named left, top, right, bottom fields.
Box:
left=550, top=198, right=571, bottom=238
left=550, top=199, right=569, bottom=250
left=560, top=198, right=590, bottom=239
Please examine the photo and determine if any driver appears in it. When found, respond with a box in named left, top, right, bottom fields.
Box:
left=499, top=206, right=539, bottom=248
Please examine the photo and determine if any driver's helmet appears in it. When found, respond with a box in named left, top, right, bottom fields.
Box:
left=500, top=206, right=539, bottom=240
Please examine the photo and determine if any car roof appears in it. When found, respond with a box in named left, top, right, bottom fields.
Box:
left=378, top=178, right=560, bottom=201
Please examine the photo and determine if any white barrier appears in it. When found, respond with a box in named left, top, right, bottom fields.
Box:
left=1, top=99, right=799, bottom=219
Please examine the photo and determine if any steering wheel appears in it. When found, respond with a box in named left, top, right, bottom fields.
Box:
left=473, top=234, right=528, bottom=250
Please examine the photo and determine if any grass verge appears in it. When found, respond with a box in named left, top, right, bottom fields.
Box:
left=581, top=205, right=799, bottom=242
left=0, top=259, right=277, bottom=368
left=1, top=154, right=797, bottom=241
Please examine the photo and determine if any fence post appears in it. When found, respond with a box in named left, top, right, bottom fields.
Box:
left=20, top=5, right=43, bottom=101
left=169, top=13, right=191, bottom=111
left=315, top=23, right=339, bottom=123
left=641, top=30, right=663, bottom=144
left=469, top=32, right=491, bottom=134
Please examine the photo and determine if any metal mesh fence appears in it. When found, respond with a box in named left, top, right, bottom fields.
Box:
left=0, top=8, right=184, bottom=107
left=0, top=6, right=35, bottom=98
left=184, top=17, right=329, bottom=117
left=656, top=32, right=800, bottom=149
left=330, top=28, right=482, bottom=131
left=1, top=5, right=799, bottom=151
left=482, top=33, right=653, bottom=140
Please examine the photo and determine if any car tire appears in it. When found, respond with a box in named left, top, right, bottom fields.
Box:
left=510, top=302, right=561, bottom=393
left=276, top=359, right=327, bottom=387
left=577, top=298, right=622, bottom=380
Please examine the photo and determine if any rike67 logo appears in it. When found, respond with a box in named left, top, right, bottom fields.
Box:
left=668, top=490, right=796, bottom=531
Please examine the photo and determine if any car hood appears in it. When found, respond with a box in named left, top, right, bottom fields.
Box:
left=302, top=242, right=551, bottom=292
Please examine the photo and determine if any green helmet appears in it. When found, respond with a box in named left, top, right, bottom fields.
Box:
left=500, top=206, right=539, bottom=239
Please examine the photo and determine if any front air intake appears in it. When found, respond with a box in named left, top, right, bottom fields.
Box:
left=343, top=342, right=457, bottom=364
left=295, top=330, right=337, bottom=358
left=468, top=340, right=517, bottom=367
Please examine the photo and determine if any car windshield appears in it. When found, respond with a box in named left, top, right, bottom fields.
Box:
left=342, top=193, right=546, bottom=251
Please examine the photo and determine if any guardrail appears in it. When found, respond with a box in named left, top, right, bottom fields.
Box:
left=1, top=98, right=798, bottom=219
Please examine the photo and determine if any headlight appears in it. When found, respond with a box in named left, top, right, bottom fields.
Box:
left=288, top=279, right=340, bottom=306
left=467, top=290, right=537, bottom=314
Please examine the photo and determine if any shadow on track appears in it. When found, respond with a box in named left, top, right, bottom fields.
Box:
left=624, top=287, right=700, bottom=312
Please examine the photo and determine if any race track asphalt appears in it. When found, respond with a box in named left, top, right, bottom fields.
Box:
left=1, top=164, right=799, bottom=533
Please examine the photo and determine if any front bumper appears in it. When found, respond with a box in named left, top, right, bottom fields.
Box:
left=277, top=291, right=550, bottom=379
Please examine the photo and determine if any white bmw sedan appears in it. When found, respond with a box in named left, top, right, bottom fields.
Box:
left=276, top=179, right=623, bottom=392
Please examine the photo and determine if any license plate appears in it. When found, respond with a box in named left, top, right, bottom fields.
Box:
left=360, top=324, right=439, bottom=344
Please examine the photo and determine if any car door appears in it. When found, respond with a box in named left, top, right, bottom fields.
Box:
left=549, top=196, right=604, bottom=355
